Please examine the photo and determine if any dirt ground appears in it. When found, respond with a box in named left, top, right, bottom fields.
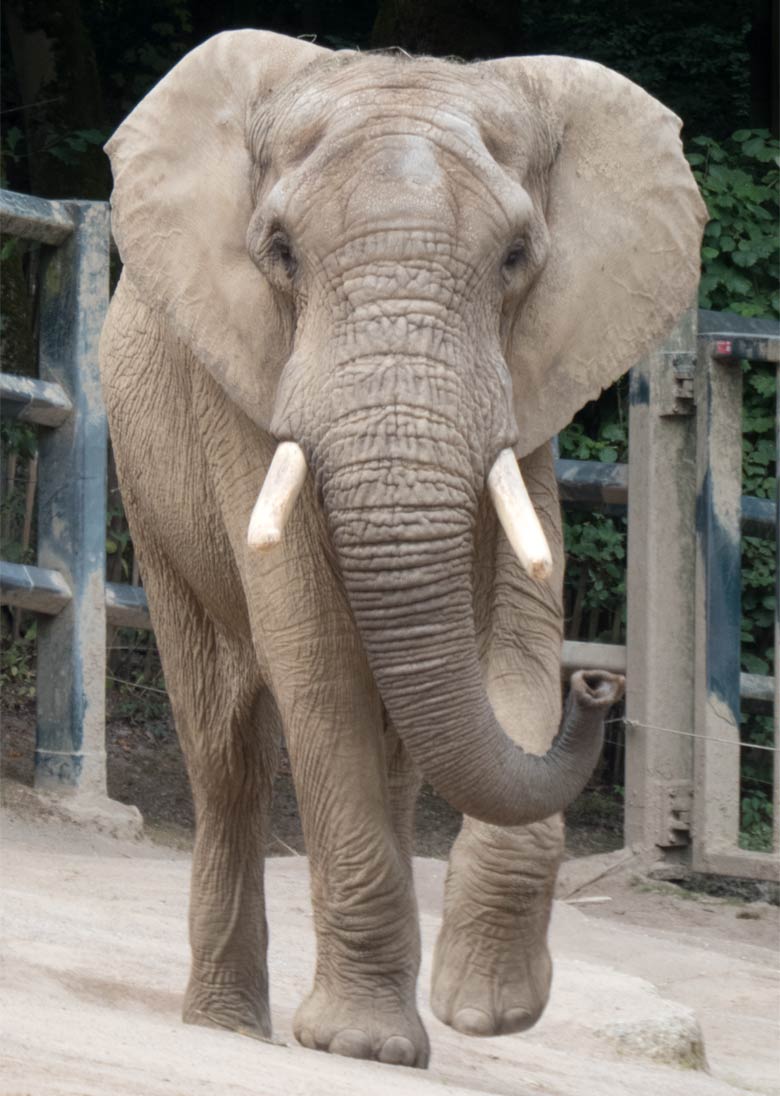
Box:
left=2, top=793, right=779, bottom=1096
left=0, top=696, right=622, bottom=859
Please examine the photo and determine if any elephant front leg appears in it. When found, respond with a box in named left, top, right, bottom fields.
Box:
left=281, top=659, right=429, bottom=1068
left=432, top=441, right=567, bottom=1036
left=183, top=692, right=278, bottom=1039
left=128, top=546, right=278, bottom=1039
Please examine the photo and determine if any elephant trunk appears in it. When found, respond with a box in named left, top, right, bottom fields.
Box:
left=315, top=403, right=622, bottom=827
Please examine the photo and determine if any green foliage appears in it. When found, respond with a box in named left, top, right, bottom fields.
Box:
left=0, top=422, right=37, bottom=565
left=1, top=421, right=36, bottom=462
left=687, top=130, right=780, bottom=318
left=741, top=370, right=775, bottom=690
left=560, top=381, right=629, bottom=643
left=2, top=122, right=108, bottom=177
left=563, top=515, right=627, bottom=632
left=516, top=1, right=751, bottom=140
left=90, top=1, right=193, bottom=118
left=739, top=788, right=773, bottom=852
left=106, top=501, right=135, bottom=580
left=0, top=619, right=36, bottom=702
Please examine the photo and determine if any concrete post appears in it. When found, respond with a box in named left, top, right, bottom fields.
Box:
left=691, top=340, right=742, bottom=868
left=35, top=202, right=110, bottom=796
left=624, top=310, right=698, bottom=857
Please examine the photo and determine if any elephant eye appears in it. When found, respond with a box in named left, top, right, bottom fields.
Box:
left=502, top=240, right=527, bottom=272
left=269, top=230, right=297, bottom=277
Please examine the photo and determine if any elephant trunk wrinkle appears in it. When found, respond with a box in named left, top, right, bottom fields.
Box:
left=325, top=486, right=619, bottom=826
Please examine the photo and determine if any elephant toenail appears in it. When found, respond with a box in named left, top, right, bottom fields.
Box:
left=328, top=1028, right=373, bottom=1059
left=378, top=1035, right=417, bottom=1066
left=296, top=1026, right=316, bottom=1049
left=501, top=1007, right=536, bottom=1034
left=452, top=1007, right=494, bottom=1036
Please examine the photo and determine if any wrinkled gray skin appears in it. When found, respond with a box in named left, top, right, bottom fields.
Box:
left=101, top=35, right=702, bottom=1070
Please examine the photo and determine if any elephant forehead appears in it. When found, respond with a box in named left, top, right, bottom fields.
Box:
left=256, top=54, right=534, bottom=175
left=378, top=134, right=441, bottom=184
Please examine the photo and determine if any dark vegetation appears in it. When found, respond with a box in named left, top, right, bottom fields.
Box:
left=1, top=1, right=777, bottom=849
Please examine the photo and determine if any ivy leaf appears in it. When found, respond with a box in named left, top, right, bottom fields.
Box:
left=742, top=652, right=769, bottom=675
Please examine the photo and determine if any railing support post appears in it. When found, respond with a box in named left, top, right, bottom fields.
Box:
left=35, top=202, right=110, bottom=796
left=691, top=340, right=743, bottom=866
left=624, top=309, right=698, bottom=857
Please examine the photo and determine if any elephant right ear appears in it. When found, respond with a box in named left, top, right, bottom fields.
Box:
left=482, top=56, right=707, bottom=456
left=105, top=31, right=328, bottom=428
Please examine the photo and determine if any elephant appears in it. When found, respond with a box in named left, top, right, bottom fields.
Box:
left=99, top=30, right=705, bottom=1070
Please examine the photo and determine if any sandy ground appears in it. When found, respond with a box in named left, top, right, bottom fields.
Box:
left=1, top=791, right=778, bottom=1096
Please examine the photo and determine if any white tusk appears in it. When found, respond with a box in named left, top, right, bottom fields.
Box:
left=247, top=442, right=308, bottom=551
left=487, top=449, right=554, bottom=583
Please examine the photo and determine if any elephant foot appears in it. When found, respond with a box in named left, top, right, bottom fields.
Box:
left=431, top=816, right=562, bottom=1038
left=431, top=916, right=552, bottom=1036
left=183, top=974, right=271, bottom=1039
left=293, top=981, right=430, bottom=1068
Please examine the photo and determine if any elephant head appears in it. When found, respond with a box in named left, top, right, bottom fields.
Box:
left=106, top=31, right=705, bottom=826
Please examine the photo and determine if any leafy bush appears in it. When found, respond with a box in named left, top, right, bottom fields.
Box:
left=687, top=130, right=779, bottom=318
left=0, top=619, right=36, bottom=704
left=560, top=382, right=629, bottom=644
left=740, top=788, right=773, bottom=852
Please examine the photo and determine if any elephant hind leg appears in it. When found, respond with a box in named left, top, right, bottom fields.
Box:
left=135, top=544, right=278, bottom=1038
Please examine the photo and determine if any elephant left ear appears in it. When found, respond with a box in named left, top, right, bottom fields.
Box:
left=483, top=56, right=707, bottom=456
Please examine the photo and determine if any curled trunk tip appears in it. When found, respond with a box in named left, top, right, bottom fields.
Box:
left=570, top=669, right=625, bottom=709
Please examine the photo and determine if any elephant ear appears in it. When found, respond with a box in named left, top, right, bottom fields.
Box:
left=484, top=56, right=707, bottom=456
left=105, top=31, right=328, bottom=427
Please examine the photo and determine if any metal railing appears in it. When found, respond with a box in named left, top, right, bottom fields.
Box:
left=1, top=187, right=777, bottom=878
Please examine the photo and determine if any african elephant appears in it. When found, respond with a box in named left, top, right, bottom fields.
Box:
left=99, top=30, right=705, bottom=1069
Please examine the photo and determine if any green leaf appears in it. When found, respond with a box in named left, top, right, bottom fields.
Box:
left=74, top=128, right=106, bottom=145
left=742, top=652, right=769, bottom=675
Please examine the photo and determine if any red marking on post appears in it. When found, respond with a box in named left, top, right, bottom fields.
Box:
left=715, top=340, right=733, bottom=356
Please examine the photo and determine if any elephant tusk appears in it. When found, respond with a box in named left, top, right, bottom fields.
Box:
left=247, top=441, right=308, bottom=551
left=487, top=448, right=554, bottom=582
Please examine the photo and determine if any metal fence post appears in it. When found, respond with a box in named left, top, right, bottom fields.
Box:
left=35, top=202, right=110, bottom=797
left=624, top=309, right=698, bottom=857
